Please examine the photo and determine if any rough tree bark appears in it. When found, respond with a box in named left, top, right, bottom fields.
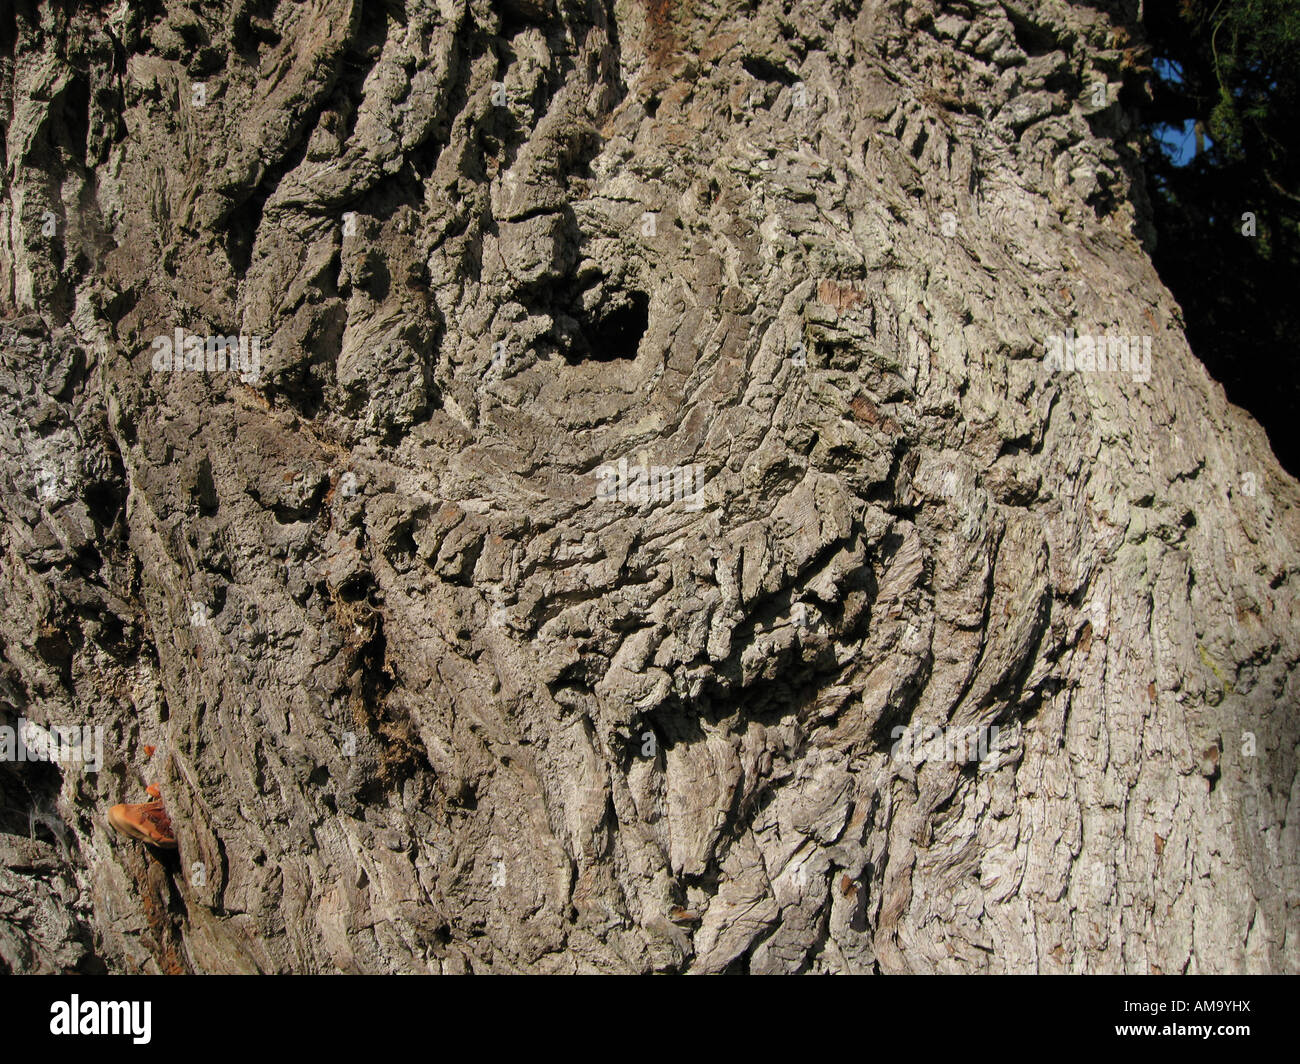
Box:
left=0, top=0, right=1296, bottom=974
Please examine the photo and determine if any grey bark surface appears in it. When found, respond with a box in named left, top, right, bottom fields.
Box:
left=0, top=0, right=1296, bottom=973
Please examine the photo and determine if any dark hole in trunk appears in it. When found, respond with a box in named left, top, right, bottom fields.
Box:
left=573, top=290, right=649, bottom=363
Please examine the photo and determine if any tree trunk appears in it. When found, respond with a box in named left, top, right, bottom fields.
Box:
left=0, top=0, right=1296, bottom=974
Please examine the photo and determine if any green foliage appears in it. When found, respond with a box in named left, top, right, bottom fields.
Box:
left=1201, top=0, right=1300, bottom=163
